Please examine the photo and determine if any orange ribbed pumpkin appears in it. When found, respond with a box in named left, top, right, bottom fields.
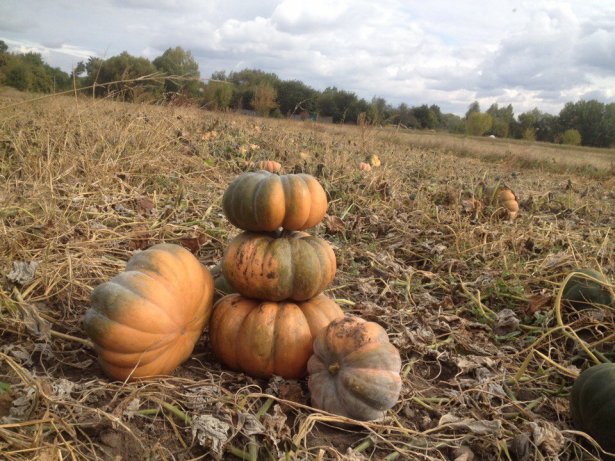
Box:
left=84, top=244, right=214, bottom=381
left=222, top=230, right=336, bottom=302
left=209, top=294, right=344, bottom=379
left=254, top=160, right=282, bottom=173
left=222, top=171, right=327, bottom=231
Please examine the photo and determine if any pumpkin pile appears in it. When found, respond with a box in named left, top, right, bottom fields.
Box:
left=84, top=169, right=402, bottom=422
left=213, top=170, right=401, bottom=420
left=211, top=170, right=344, bottom=379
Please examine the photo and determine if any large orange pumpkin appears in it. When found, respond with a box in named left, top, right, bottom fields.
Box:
left=84, top=243, right=214, bottom=381
left=222, top=171, right=328, bottom=232
left=222, top=231, right=336, bottom=301
left=209, top=294, right=344, bottom=379
left=308, top=316, right=402, bottom=421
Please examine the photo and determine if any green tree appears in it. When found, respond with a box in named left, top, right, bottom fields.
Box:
left=412, top=104, right=438, bottom=129
left=486, top=103, right=514, bottom=138
left=559, top=100, right=615, bottom=147
left=395, top=103, right=418, bottom=127
left=561, top=128, right=582, bottom=145
left=0, top=40, right=8, bottom=54
left=252, top=82, right=277, bottom=116
left=227, top=68, right=280, bottom=109
left=275, top=79, right=318, bottom=115
left=466, top=112, right=493, bottom=136
left=317, top=87, right=365, bottom=123
left=465, top=101, right=480, bottom=119
left=367, top=97, right=388, bottom=125
left=86, top=52, right=158, bottom=100
left=441, top=113, right=465, bottom=134
left=3, top=61, right=33, bottom=91
left=153, top=46, right=200, bottom=97
left=203, top=80, right=233, bottom=110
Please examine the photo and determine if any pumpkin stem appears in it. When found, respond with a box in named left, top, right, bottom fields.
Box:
left=328, top=363, right=340, bottom=375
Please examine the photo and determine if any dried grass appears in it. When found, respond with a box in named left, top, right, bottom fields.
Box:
left=1, top=92, right=614, bottom=460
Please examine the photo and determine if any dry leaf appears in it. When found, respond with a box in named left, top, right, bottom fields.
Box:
left=325, top=215, right=345, bottom=233
left=453, top=446, right=475, bottom=461
left=191, top=414, right=231, bottom=457
left=262, top=404, right=291, bottom=444
left=526, top=293, right=552, bottom=314
left=529, top=421, right=564, bottom=456
left=20, top=302, right=51, bottom=340
left=493, top=309, right=520, bottom=335
left=438, top=414, right=502, bottom=435
left=7, top=261, right=39, bottom=285
left=135, top=196, right=155, bottom=216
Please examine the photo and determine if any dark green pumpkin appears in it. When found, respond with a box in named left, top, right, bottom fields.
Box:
left=570, top=363, right=615, bottom=458
left=561, top=268, right=614, bottom=310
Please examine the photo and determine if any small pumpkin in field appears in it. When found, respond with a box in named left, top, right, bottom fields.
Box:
left=222, top=170, right=328, bottom=232
left=308, top=316, right=402, bottom=421
left=365, top=154, right=381, bottom=167
left=481, top=184, right=519, bottom=220
left=570, top=363, right=615, bottom=458
left=222, top=230, right=336, bottom=302
left=84, top=244, right=214, bottom=381
left=358, top=162, right=372, bottom=172
left=561, top=268, right=614, bottom=310
left=209, top=294, right=344, bottom=379
left=254, top=160, right=282, bottom=173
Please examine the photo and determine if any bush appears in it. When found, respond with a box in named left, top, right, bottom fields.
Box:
left=561, top=128, right=582, bottom=146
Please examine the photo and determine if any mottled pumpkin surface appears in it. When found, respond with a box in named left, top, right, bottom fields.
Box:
left=84, top=243, right=214, bottom=381
left=222, top=231, right=336, bottom=301
left=222, top=170, right=327, bottom=231
left=308, top=316, right=402, bottom=421
left=209, top=294, right=344, bottom=379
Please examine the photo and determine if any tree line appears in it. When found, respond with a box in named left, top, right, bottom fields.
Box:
left=1, top=41, right=614, bottom=148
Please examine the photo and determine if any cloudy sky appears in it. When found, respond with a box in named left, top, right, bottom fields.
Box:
left=1, top=0, right=614, bottom=115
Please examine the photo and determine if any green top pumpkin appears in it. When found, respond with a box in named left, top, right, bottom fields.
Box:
left=561, top=268, right=614, bottom=310
left=570, top=363, right=615, bottom=458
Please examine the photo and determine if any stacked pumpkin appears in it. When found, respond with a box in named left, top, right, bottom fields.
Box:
left=211, top=170, right=344, bottom=379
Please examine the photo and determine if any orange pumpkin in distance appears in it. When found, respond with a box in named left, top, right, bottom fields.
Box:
left=254, top=160, right=282, bottom=173
left=222, top=170, right=328, bottom=232
left=84, top=243, right=214, bottom=381
left=358, top=162, right=372, bottom=172
left=209, top=294, right=344, bottom=379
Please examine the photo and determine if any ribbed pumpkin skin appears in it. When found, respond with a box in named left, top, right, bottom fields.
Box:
left=308, top=316, right=402, bottom=421
left=484, top=186, right=519, bottom=220
left=84, top=244, right=214, bottom=381
left=255, top=160, right=282, bottom=173
left=570, top=363, right=615, bottom=456
left=222, top=171, right=327, bottom=232
left=222, top=231, right=336, bottom=302
left=562, top=268, right=614, bottom=310
left=209, top=294, right=344, bottom=379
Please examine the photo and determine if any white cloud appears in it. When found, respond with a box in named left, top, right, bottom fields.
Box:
left=1, top=0, right=614, bottom=115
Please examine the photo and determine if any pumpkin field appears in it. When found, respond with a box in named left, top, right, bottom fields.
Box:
left=1, top=90, right=615, bottom=460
